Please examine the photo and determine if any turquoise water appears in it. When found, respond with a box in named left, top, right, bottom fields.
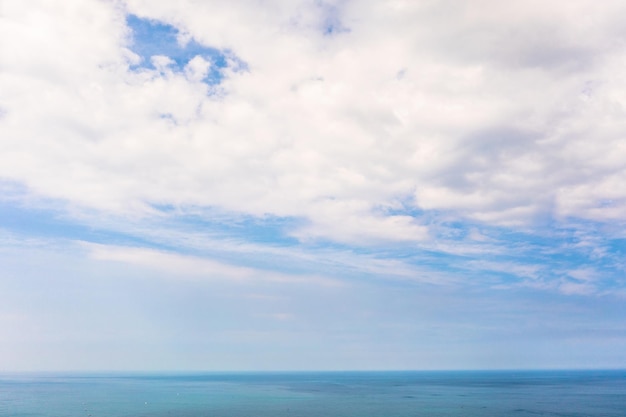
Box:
left=1, top=371, right=625, bottom=416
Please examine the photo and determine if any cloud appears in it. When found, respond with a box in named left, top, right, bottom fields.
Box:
left=84, top=242, right=343, bottom=287
left=559, top=280, right=597, bottom=296
left=1, top=0, right=626, bottom=294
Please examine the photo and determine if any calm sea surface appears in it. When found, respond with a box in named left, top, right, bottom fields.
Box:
left=1, top=371, right=625, bottom=417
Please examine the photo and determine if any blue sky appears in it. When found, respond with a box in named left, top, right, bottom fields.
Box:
left=1, top=0, right=626, bottom=371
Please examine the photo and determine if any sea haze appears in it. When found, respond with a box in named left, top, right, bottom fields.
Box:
left=1, top=370, right=625, bottom=417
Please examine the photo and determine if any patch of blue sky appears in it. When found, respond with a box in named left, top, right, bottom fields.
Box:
left=3, top=184, right=623, bottom=291
left=140, top=209, right=334, bottom=273
left=412, top=218, right=624, bottom=286
left=507, top=235, right=623, bottom=286
left=153, top=205, right=302, bottom=247
left=0, top=200, right=302, bottom=275
left=147, top=209, right=456, bottom=280
left=607, top=238, right=626, bottom=257
left=151, top=203, right=626, bottom=288
left=126, top=14, right=241, bottom=85
left=0, top=200, right=156, bottom=249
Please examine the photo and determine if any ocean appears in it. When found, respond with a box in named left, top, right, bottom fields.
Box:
left=1, top=370, right=625, bottom=417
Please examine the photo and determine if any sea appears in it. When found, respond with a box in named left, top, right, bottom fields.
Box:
left=1, top=370, right=625, bottom=417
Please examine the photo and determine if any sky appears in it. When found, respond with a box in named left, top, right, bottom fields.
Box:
left=1, top=0, right=626, bottom=372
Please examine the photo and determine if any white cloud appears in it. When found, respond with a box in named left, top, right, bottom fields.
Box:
left=466, top=259, right=543, bottom=281
left=84, top=242, right=343, bottom=287
left=2, top=0, right=626, bottom=245
left=559, top=280, right=597, bottom=296
left=567, top=267, right=600, bottom=283
left=184, top=55, right=211, bottom=82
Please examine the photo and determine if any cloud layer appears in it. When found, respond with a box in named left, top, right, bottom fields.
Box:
left=3, top=0, right=626, bottom=245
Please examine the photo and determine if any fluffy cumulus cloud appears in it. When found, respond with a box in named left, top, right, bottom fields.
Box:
left=1, top=0, right=626, bottom=283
